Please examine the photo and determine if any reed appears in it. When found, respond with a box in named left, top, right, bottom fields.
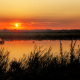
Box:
left=1, top=40, right=80, bottom=80
left=70, top=40, right=77, bottom=63
left=0, top=47, right=10, bottom=79
left=60, top=40, right=63, bottom=64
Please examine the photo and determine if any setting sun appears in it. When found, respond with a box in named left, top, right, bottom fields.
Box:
left=15, top=24, right=18, bottom=27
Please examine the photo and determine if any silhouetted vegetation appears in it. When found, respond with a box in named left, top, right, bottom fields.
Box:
left=1, top=40, right=80, bottom=80
left=0, top=48, right=9, bottom=80
left=0, top=32, right=80, bottom=41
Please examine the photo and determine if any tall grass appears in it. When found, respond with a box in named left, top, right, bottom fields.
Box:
left=1, top=40, right=80, bottom=80
left=0, top=48, right=10, bottom=79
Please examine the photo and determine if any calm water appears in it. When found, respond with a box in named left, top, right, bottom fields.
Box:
left=0, top=40, right=80, bottom=61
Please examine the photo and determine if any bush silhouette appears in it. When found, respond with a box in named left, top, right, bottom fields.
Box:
left=9, top=60, right=22, bottom=72
left=1, top=40, right=80, bottom=80
left=0, top=47, right=10, bottom=79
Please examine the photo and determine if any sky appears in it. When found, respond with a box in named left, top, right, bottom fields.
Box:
left=0, top=0, right=80, bottom=30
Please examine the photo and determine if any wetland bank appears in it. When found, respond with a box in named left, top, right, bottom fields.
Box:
left=0, top=29, right=80, bottom=40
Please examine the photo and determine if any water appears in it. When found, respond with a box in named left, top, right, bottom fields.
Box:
left=0, top=40, right=80, bottom=61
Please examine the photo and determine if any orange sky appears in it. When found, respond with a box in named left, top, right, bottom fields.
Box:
left=0, top=0, right=80, bottom=30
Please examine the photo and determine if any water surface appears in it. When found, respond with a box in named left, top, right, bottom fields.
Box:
left=0, top=40, right=80, bottom=61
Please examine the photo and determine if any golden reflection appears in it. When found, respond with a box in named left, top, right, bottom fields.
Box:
left=0, top=40, right=80, bottom=62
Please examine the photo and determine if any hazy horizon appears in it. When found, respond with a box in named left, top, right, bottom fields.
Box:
left=0, top=28, right=80, bottom=31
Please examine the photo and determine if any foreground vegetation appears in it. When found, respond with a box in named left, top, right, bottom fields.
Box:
left=0, top=40, right=80, bottom=80
left=0, top=32, right=80, bottom=41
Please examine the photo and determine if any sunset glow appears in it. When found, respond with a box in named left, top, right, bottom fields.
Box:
left=0, top=0, right=80, bottom=30
left=15, top=24, right=18, bottom=27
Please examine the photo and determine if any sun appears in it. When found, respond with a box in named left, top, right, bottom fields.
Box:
left=15, top=24, right=18, bottom=27
left=13, top=23, right=24, bottom=30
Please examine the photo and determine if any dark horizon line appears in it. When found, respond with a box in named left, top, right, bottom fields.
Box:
left=0, top=29, right=80, bottom=33
left=0, top=28, right=80, bottom=31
